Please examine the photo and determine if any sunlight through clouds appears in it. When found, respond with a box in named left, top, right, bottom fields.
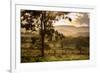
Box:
left=53, top=12, right=89, bottom=27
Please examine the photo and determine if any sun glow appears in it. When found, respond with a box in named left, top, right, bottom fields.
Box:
left=53, top=13, right=89, bottom=27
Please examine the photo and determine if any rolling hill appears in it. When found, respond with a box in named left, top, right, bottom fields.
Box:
left=54, top=25, right=89, bottom=37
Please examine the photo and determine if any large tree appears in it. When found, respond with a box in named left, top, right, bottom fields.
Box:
left=21, top=10, right=72, bottom=57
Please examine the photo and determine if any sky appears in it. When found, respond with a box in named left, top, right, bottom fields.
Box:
left=53, top=12, right=89, bottom=27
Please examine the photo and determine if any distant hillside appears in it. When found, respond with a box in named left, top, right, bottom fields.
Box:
left=54, top=25, right=89, bottom=37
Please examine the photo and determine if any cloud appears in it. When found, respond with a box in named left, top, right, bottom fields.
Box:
left=53, top=12, right=89, bottom=27
left=71, top=13, right=89, bottom=25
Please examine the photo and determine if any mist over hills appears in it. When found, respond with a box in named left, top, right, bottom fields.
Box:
left=54, top=25, right=89, bottom=37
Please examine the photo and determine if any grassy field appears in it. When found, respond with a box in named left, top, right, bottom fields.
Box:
left=21, top=48, right=89, bottom=62
left=21, top=32, right=89, bottom=63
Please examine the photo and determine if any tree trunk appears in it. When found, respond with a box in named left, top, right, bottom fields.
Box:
left=40, top=11, right=47, bottom=57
